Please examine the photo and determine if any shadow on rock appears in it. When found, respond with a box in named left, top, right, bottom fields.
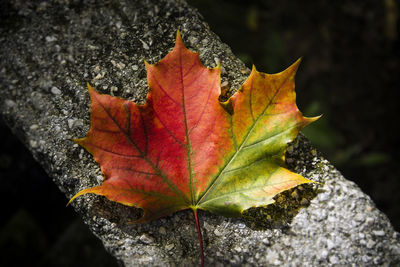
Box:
left=89, top=198, right=143, bottom=226
left=243, top=184, right=319, bottom=230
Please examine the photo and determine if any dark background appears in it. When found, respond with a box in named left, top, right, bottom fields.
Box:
left=1, top=0, right=399, bottom=266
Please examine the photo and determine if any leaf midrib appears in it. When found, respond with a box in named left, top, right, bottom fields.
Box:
left=179, top=49, right=196, bottom=206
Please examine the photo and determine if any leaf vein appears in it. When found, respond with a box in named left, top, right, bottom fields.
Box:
left=241, top=123, right=300, bottom=150
left=152, top=107, right=185, bottom=147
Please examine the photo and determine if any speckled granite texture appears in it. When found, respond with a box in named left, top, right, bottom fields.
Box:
left=1, top=0, right=399, bottom=266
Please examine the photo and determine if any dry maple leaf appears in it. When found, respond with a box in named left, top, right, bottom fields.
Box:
left=69, top=31, right=319, bottom=266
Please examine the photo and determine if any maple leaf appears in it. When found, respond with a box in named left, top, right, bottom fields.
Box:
left=69, top=31, right=318, bottom=265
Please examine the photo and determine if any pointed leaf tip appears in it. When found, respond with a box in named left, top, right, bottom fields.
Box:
left=288, top=58, right=302, bottom=74
left=175, top=29, right=185, bottom=49
left=307, top=114, right=322, bottom=123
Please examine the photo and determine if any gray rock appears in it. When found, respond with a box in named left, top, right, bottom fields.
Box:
left=0, top=0, right=399, bottom=266
left=51, top=86, right=62, bottom=95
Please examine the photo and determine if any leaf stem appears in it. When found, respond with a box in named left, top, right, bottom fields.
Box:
left=193, top=209, right=204, bottom=267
